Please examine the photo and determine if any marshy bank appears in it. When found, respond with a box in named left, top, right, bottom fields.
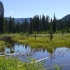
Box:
left=12, top=33, right=70, bottom=49
left=0, top=33, right=70, bottom=70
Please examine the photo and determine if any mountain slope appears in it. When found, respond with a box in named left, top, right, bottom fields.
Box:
left=60, top=14, right=70, bottom=22
left=5, top=17, right=30, bottom=23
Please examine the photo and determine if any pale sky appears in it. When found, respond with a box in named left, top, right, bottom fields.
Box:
left=0, top=0, right=70, bottom=19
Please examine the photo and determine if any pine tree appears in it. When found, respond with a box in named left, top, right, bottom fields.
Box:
left=45, top=16, right=50, bottom=31
left=24, top=18, right=29, bottom=32
left=12, top=18, right=16, bottom=33
left=42, top=15, right=45, bottom=31
left=4, top=19, right=8, bottom=33
left=29, top=18, right=33, bottom=34
left=0, top=1, right=4, bottom=33
left=39, top=15, right=42, bottom=33
left=50, top=18, right=53, bottom=41
left=8, top=16, right=12, bottom=33
left=52, top=13, right=57, bottom=33
left=16, top=21, right=20, bottom=33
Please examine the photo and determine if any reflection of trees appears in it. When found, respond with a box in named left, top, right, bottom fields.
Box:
left=30, top=47, right=55, bottom=55
left=30, top=48, right=46, bottom=54
left=43, top=48, right=45, bottom=53
left=47, top=48, right=53, bottom=54
left=46, top=47, right=55, bottom=61
left=25, top=45, right=27, bottom=50
left=4, top=38, right=15, bottom=52
left=4, top=38, right=15, bottom=48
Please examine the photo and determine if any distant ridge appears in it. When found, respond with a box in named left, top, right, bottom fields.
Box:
left=5, top=17, right=30, bottom=23
left=60, top=14, right=70, bottom=22
left=5, top=14, right=70, bottom=23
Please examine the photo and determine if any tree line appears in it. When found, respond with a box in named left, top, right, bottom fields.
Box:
left=0, top=14, right=70, bottom=34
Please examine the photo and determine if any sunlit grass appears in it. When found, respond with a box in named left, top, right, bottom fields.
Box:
left=0, top=56, right=25, bottom=70
left=12, top=33, right=70, bottom=49
left=0, top=56, right=45, bottom=70
left=0, top=41, right=6, bottom=50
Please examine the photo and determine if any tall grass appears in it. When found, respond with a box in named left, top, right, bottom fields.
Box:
left=0, top=41, right=6, bottom=51
left=0, top=56, right=25, bottom=70
left=54, top=64, right=62, bottom=70
left=12, top=33, right=70, bottom=49
left=0, top=56, right=45, bottom=70
left=0, top=56, right=62, bottom=70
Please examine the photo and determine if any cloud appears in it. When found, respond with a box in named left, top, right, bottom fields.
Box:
left=10, top=11, right=13, bottom=14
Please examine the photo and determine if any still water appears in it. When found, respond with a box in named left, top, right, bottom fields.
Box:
left=1, top=39, right=70, bottom=70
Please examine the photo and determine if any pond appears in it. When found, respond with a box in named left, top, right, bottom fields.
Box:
left=0, top=39, right=70, bottom=70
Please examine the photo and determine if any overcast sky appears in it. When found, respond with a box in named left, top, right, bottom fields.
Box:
left=0, top=0, right=70, bottom=19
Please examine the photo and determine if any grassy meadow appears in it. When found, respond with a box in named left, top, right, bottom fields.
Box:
left=12, top=33, right=70, bottom=49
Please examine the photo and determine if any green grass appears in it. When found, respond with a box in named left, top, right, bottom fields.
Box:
left=54, top=64, right=62, bottom=70
left=0, top=41, right=5, bottom=46
left=6, top=43, right=11, bottom=48
left=10, top=50, right=14, bottom=53
left=0, top=56, right=45, bottom=70
left=0, top=56, right=25, bottom=70
left=12, top=33, right=70, bottom=49
left=0, top=41, right=6, bottom=51
left=0, top=56, right=62, bottom=70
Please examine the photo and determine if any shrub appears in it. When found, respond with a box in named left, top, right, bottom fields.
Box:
left=10, top=50, right=14, bottom=53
